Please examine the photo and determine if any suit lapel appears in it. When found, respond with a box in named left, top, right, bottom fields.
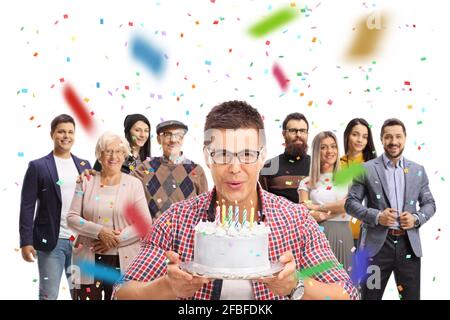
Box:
left=45, top=152, right=62, bottom=203
left=72, top=154, right=86, bottom=174
left=373, top=156, right=391, bottom=207
left=402, top=158, right=413, bottom=212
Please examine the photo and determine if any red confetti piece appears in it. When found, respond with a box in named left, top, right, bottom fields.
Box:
left=63, top=14, right=68, bottom=19
left=265, top=40, right=271, bottom=45
left=124, top=202, right=152, bottom=238
left=404, top=81, right=411, bottom=85
left=29, top=116, right=35, bottom=121
left=272, top=63, right=289, bottom=91
left=326, top=186, right=332, bottom=190
left=69, top=235, right=75, bottom=242
left=213, top=20, right=219, bottom=24
left=125, top=85, right=129, bottom=90
left=33, top=52, right=38, bottom=57
left=327, top=99, right=333, bottom=106
left=128, top=22, right=133, bottom=26
left=63, top=84, right=95, bottom=134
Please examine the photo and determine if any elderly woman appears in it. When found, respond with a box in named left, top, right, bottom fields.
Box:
left=93, top=114, right=151, bottom=174
left=67, top=132, right=152, bottom=300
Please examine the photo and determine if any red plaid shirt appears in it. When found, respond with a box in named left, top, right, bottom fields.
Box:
left=113, top=185, right=359, bottom=300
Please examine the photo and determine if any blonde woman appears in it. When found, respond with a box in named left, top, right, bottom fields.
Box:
left=67, top=132, right=152, bottom=300
left=298, top=131, right=353, bottom=273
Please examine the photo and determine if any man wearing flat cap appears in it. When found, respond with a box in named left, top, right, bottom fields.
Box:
left=132, top=120, right=208, bottom=219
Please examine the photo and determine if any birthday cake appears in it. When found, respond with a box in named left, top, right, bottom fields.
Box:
left=180, top=206, right=279, bottom=279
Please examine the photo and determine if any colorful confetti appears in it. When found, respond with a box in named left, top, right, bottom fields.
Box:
left=62, top=84, right=95, bottom=134
left=130, top=35, right=165, bottom=76
left=248, top=7, right=299, bottom=38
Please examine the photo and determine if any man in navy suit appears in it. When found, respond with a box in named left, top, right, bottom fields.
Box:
left=19, top=114, right=91, bottom=300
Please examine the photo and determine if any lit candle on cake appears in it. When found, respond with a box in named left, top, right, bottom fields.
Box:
left=242, top=208, right=247, bottom=227
left=234, top=200, right=239, bottom=229
left=215, top=201, right=221, bottom=225
left=228, top=205, right=233, bottom=227
left=221, top=200, right=226, bottom=225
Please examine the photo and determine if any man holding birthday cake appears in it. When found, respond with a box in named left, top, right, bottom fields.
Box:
left=113, top=100, right=359, bottom=300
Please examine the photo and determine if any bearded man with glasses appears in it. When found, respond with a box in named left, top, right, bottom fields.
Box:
left=259, top=112, right=311, bottom=203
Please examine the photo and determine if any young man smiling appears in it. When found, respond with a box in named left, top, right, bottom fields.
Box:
left=113, top=101, right=358, bottom=300
left=19, top=114, right=91, bottom=299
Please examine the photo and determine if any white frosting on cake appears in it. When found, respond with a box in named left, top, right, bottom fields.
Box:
left=193, top=221, right=272, bottom=274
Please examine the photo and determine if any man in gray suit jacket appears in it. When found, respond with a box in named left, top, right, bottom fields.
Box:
left=345, top=118, right=435, bottom=300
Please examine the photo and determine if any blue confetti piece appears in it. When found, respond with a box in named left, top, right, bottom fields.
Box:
left=18, top=152, right=24, bottom=157
left=21, top=88, right=28, bottom=93
left=130, top=36, right=165, bottom=76
left=318, top=226, right=325, bottom=232
left=376, top=194, right=381, bottom=200
left=410, top=200, right=414, bottom=205
left=96, top=82, right=100, bottom=88
left=66, top=57, right=70, bottom=62
left=205, top=60, right=212, bottom=65
left=100, top=18, right=104, bottom=24
left=350, top=248, right=370, bottom=284
left=418, top=171, right=422, bottom=177
left=78, top=260, right=122, bottom=284
left=186, top=110, right=190, bottom=116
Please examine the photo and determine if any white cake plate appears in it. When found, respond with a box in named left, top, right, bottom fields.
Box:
left=179, top=261, right=285, bottom=280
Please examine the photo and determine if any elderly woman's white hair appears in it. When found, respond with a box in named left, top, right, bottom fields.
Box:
left=95, top=132, right=131, bottom=161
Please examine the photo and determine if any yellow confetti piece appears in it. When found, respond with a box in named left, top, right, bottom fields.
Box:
left=407, top=104, right=413, bottom=110
left=83, top=98, right=90, bottom=103
left=404, top=168, right=409, bottom=174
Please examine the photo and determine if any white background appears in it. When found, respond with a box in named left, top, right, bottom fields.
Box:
left=0, top=0, right=448, bottom=299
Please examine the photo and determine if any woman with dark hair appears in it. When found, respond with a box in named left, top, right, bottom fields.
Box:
left=93, top=114, right=151, bottom=173
left=340, top=118, right=377, bottom=246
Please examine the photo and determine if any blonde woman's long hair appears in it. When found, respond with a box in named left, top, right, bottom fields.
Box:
left=309, top=131, right=341, bottom=190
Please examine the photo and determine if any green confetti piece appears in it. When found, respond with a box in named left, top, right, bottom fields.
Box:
left=433, top=276, right=436, bottom=282
left=56, top=180, right=64, bottom=186
left=333, top=163, right=366, bottom=186
left=420, top=57, right=427, bottom=61
left=417, top=120, right=423, bottom=125
left=248, top=7, right=299, bottom=38
left=296, top=260, right=337, bottom=279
